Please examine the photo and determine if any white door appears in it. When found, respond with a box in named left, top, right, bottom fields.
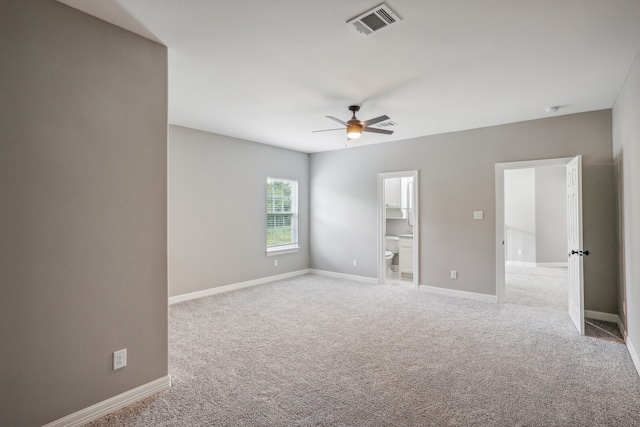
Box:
left=566, top=155, right=585, bottom=334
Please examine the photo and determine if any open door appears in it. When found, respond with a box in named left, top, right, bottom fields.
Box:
left=566, top=155, right=585, bottom=334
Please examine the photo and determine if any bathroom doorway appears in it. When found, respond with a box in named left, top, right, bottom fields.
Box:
left=377, top=171, right=419, bottom=288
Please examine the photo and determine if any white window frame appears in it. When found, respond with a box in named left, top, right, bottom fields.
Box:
left=266, top=177, right=299, bottom=256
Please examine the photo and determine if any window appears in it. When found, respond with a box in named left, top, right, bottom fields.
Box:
left=266, top=177, right=298, bottom=254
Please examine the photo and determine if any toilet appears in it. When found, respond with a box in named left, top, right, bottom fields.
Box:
left=385, top=236, right=399, bottom=273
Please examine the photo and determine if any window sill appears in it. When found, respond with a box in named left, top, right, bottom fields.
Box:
left=266, top=245, right=300, bottom=256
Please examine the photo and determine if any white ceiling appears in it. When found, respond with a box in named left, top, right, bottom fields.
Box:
left=58, top=0, right=640, bottom=153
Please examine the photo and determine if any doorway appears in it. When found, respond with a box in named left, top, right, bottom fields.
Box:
left=377, top=170, right=419, bottom=288
left=495, top=156, right=585, bottom=334
left=503, top=166, right=567, bottom=309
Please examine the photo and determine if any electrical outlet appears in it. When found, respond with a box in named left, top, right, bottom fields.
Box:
left=451, top=270, right=457, bottom=279
left=517, top=249, right=523, bottom=255
left=353, top=259, right=358, bottom=267
left=274, top=259, right=278, bottom=267
left=473, top=211, right=483, bottom=220
left=113, top=349, right=127, bottom=370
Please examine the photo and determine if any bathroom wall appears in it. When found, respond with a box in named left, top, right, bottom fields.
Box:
left=0, top=1, right=168, bottom=425
left=310, top=110, right=618, bottom=313
left=386, top=218, right=411, bottom=236
left=168, top=125, right=310, bottom=297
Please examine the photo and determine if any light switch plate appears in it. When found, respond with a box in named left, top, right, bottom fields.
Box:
left=473, top=211, right=483, bottom=220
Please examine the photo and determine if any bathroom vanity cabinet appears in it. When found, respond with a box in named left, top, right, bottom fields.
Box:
left=399, top=236, right=413, bottom=276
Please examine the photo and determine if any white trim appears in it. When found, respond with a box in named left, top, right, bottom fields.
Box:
left=496, top=162, right=505, bottom=304
left=169, top=269, right=311, bottom=304
left=584, top=310, right=621, bottom=324
left=506, top=261, right=568, bottom=268
left=43, top=375, right=171, bottom=427
left=505, top=260, right=537, bottom=267
left=419, top=285, right=497, bottom=303
left=536, top=262, right=568, bottom=268
left=626, top=336, right=640, bottom=378
left=309, top=269, right=378, bottom=284
left=584, top=311, right=630, bottom=357
left=266, top=245, right=299, bottom=256
left=619, top=321, right=628, bottom=339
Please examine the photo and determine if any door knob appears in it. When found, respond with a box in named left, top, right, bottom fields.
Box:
left=569, top=250, right=589, bottom=256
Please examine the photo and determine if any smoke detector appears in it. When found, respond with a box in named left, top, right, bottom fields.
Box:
left=347, top=3, right=402, bottom=37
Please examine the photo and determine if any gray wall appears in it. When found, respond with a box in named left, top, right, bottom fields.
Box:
left=504, top=167, right=567, bottom=265
left=168, top=125, right=309, bottom=297
left=310, top=110, right=617, bottom=313
left=535, top=167, right=567, bottom=264
left=505, top=169, right=536, bottom=263
left=612, top=51, right=640, bottom=349
left=386, top=218, right=411, bottom=236
left=0, top=1, right=168, bottom=425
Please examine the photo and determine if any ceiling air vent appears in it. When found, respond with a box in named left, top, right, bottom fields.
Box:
left=373, top=120, right=397, bottom=128
left=347, top=3, right=401, bottom=37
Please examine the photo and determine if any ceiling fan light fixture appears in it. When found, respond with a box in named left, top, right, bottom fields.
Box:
left=347, top=122, right=362, bottom=139
left=312, top=105, right=394, bottom=141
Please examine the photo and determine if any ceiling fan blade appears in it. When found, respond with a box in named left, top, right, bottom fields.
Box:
left=361, top=115, right=390, bottom=127
left=312, top=128, right=344, bottom=133
left=326, top=116, right=348, bottom=126
left=362, top=127, right=394, bottom=135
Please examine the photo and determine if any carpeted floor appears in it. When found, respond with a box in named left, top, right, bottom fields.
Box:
left=88, top=274, right=640, bottom=426
left=505, top=264, right=568, bottom=310
left=506, top=264, right=625, bottom=343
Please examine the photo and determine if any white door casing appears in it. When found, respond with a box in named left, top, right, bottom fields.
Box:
left=566, top=155, right=585, bottom=335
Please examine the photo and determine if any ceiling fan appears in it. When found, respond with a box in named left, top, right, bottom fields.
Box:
left=313, top=105, right=394, bottom=140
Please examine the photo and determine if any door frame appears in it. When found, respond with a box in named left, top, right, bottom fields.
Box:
left=377, top=170, right=419, bottom=289
left=495, top=157, right=574, bottom=303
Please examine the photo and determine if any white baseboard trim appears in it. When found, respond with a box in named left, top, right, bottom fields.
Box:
left=619, top=321, right=628, bottom=339
left=505, top=261, right=537, bottom=267
left=585, top=309, right=627, bottom=343
left=44, top=375, right=171, bottom=427
left=169, top=269, right=311, bottom=304
left=584, top=310, right=621, bottom=325
left=626, top=336, right=640, bottom=378
left=418, top=285, right=497, bottom=303
left=309, top=269, right=378, bottom=284
left=536, top=262, right=568, bottom=268
left=506, top=261, right=567, bottom=268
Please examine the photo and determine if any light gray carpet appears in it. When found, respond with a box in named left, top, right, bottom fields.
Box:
left=88, top=274, right=640, bottom=426
left=505, top=265, right=625, bottom=343
left=505, top=264, right=567, bottom=310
